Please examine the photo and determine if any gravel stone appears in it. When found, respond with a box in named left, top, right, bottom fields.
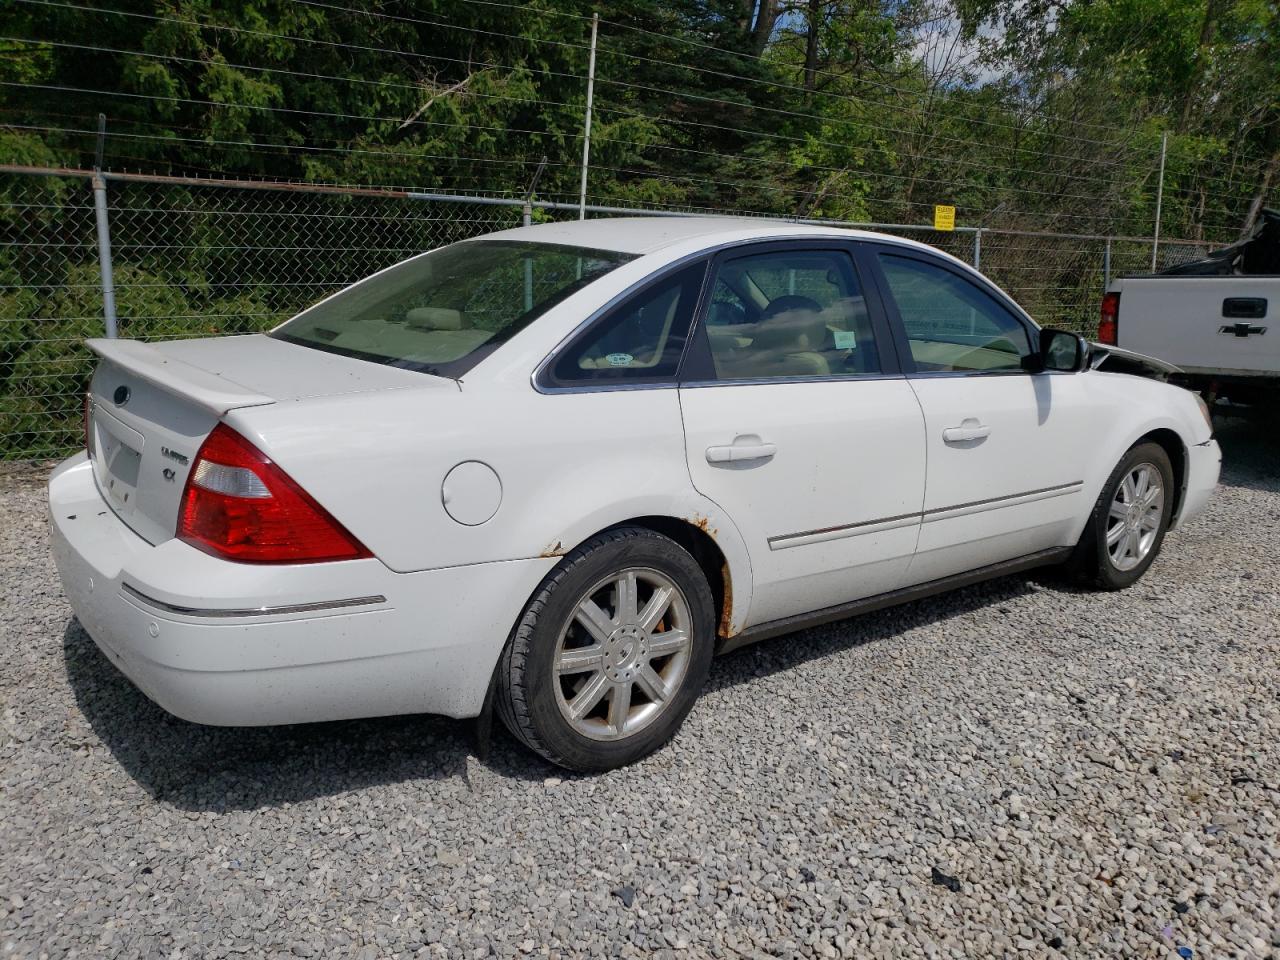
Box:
left=612, top=885, right=636, bottom=908
left=2, top=418, right=1278, bottom=958
left=929, top=867, right=962, bottom=893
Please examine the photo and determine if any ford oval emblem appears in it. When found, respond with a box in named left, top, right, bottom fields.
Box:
left=113, top=385, right=131, bottom=406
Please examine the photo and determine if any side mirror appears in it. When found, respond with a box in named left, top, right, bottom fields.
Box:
left=1038, top=327, right=1090, bottom=372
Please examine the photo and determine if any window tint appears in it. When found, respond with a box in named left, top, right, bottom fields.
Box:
left=705, top=249, right=879, bottom=380
left=549, top=262, right=706, bottom=385
left=878, top=254, right=1032, bottom=372
left=273, top=240, right=634, bottom=378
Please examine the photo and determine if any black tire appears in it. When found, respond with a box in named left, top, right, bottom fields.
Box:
left=1069, top=441, right=1175, bottom=590
left=495, top=526, right=716, bottom=772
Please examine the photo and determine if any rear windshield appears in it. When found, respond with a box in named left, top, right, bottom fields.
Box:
left=272, top=240, right=635, bottom=377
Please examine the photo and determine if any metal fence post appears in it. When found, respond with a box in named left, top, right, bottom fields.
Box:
left=91, top=115, right=118, bottom=338
left=523, top=155, right=547, bottom=229
left=521, top=199, right=534, bottom=308
left=973, top=228, right=982, bottom=270
left=1151, top=130, right=1168, bottom=272
left=1103, top=238, right=1112, bottom=290
left=578, top=14, right=599, bottom=220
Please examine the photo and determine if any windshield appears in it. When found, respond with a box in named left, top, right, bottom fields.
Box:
left=271, top=240, right=636, bottom=377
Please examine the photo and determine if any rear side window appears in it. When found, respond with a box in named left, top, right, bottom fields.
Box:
left=546, top=262, right=707, bottom=386
left=877, top=254, right=1031, bottom=373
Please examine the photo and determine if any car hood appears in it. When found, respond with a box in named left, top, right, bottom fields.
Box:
left=1089, top=342, right=1182, bottom=380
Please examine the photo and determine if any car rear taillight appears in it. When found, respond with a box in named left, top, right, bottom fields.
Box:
left=1098, top=291, right=1120, bottom=345
left=178, top=423, right=371, bottom=564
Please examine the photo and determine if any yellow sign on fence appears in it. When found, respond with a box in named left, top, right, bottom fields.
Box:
left=933, top=204, right=956, bottom=231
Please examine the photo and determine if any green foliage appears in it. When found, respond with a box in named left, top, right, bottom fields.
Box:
left=2, top=0, right=1274, bottom=229
left=0, top=0, right=1277, bottom=459
left=958, top=0, right=1278, bottom=238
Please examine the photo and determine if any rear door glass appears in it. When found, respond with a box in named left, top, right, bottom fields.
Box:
left=705, top=248, right=880, bottom=380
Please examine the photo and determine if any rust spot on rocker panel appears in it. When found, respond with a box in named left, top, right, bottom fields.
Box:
left=539, top=540, right=564, bottom=558
left=718, top=561, right=737, bottom=637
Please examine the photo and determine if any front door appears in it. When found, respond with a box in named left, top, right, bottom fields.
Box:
left=869, top=247, right=1100, bottom=584
left=678, top=242, right=927, bottom=628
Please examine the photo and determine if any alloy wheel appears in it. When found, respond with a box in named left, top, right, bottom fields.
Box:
left=1106, top=462, right=1165, bottom=572
left=553, top=567, right=694, bottom=741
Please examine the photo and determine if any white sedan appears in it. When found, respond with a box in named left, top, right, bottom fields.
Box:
left=50, top=218, right=1220, bottom=771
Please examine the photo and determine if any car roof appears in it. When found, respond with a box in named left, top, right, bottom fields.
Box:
left=481, top=215, right=945, bottom=258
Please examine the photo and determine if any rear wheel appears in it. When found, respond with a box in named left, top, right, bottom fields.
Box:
left=495, top=526, right=715, bottom=771
left=1070, top=441, right=1175, bottom=589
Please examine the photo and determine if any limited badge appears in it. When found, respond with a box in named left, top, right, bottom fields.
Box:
left=605, top=352, right=634, bottom=367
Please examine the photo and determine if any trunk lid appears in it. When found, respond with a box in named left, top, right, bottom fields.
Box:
left=85, top=334, right=453, bottom=546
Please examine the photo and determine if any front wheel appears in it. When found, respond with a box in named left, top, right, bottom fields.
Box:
left=1070, top=441, right=1175, bottom=589
left=495, top=526, right=716, bottom=772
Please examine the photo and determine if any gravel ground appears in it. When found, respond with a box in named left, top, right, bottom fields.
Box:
left=2, top=419, right=1278, bottom=960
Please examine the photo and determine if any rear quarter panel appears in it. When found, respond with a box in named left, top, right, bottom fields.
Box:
left=226, top=384, right=755, bottom=633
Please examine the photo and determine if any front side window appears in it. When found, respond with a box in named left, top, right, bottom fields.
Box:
left=547, top=262, right=707, bottom=386
left=273, top=240, right=635, bottom=377
left=877, top=254, right=1032, bottom=373
left=704, top=248, right=879, bottom=380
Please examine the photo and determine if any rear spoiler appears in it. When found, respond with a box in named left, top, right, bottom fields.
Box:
left=86, top=338, right=275, bottom=415
left=1089, top=342, right=1182, bottom=379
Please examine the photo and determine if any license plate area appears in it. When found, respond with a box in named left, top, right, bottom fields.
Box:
left=92, top=407, right=146, bottom=512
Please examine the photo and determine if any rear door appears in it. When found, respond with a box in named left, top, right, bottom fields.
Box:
left=1117, top=277, right=1280, bottom=373
left=677, top=241, right=927, bottom=628
left=866, top=245, right=1099, bottom=584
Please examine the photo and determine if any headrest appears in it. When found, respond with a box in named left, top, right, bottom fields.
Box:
left=405, top=307, right=463, bottom=330
left=750, top=298, right=827, bottom=352
left=709, top=301, right=747, bottom=326
left=762, top=295, right=822, bottom=320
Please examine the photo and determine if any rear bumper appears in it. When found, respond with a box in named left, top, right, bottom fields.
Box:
left=1174, top=438, right=1221, bottom=529
left=49, top=453, right=557, bottom=725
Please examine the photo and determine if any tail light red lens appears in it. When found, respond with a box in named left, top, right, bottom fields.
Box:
left=178, top=423, right=371, bottom=564
left=1098, top=292, right=1120, bottom=344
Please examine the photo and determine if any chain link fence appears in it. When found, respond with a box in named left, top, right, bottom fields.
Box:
left=0, top=167, right=1213, bottom=460
left=977, top=230, right=1210, bottom=331
left=0, top=171, right=526, bottom=458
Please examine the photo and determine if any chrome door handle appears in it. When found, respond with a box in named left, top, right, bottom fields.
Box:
left=942, top=419, right=991, bottom=443
left=706, top=438, right=777, bottom=463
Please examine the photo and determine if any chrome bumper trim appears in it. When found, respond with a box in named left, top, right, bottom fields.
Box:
left=121, top=583, right=387, bottom=619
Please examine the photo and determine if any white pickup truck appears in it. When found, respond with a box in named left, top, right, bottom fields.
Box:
left=1100, top=208, right=1280, bottom=406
